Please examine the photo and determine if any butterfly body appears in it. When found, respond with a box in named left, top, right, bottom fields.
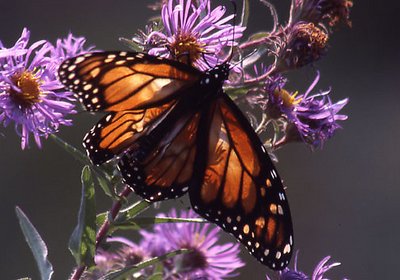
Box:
left=59, top=51, right=293, bottom=270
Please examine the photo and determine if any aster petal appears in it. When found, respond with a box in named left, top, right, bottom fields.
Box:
left=24, top=40, right=49, bottom=68
left=312, top=256, right=341, bottom=280
left=0, top=48, right=27, bottom=58
left=185, top=3, right=204, bottom=30
left=21, top=124, right=29, bottom=149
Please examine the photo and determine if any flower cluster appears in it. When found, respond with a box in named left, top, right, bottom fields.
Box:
left=129, top=0, right=352, bottom=149
left=0, top=28, right=92, bottom=149
left=235, top=0, right=351, bottom=149
left=83, top=209, right=244, bottom=279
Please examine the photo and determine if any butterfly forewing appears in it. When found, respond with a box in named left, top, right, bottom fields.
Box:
left=58, top=51, right=201, bottom=112
left=83, top=100, right=177, bottom=165
left=189, top=94, right=293, bottom=270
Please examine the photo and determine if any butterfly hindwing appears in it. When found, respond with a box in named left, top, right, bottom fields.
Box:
left=189, top=94, right=293, bottom=270
left=117, top=97, right=202, bottom=201
left=58, top=51, right=201, bottom=112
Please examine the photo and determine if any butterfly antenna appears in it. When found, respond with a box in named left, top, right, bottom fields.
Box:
left=227, top=0, right=237, bottom=63
left=165, top=44, right=174, bottom=58
left=230, top=49, right=258, bottom=68
left=202, top=52, right=213, bottom=69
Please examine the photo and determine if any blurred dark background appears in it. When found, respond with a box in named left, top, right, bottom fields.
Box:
left=0, top=0, right=399, bottom=279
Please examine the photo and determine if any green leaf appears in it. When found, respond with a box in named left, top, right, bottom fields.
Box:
left=147, top=263, right=163, bottom=280
left=50, top=134, right=88, bottom=165
left=51, top=135, right=114, bottom=197
left=242, top=44, right=268, bottom=68
left=118, top=200, right=151, bottom=220
left=97, top=200, right=151, bottom=235
left=100, top=249, right=190, bottom=280
left=69, top=166, right=96, bottom=267
left=248, top=31, right=270, bottom=41
left=93, top=169, right=113, bottom=198
left=106, top=200, right=151, bottom=234
left=113, top=217, right=207, bottom=231
left=119, top=37, right=143, bottom=52
left=147, top=273, right=163, bottom=280
left=240, top=0, right=250, bottom=27
left=225, top=86, right=252, bottom=99
left=96, top=211, right=108, bottom=229
left=15, top=207, right=54, bottom=280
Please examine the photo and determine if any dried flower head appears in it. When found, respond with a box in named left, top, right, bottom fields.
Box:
left=276, top=22, right=328, bottom=71
left=290, top=0, right=353, bottom=28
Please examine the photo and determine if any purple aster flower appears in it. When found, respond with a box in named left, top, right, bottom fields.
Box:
left=275, top=22, right=328, bottom=71
left=82, top=237, right=148, bottom=279
left=266, top=73, right=348, bottom=149
left=140, top=209, right=245, bottom=279
left=109, top=237, right=148, bottom=267
left=52, top=32, right=94, bottom=62
left=289, top=0, right=353, bottom=28
left=145, top=0, right=245, bottom=70
left=130, top=22, right=165, bottom=53
left=0, top=28, right=90, bottom=149
left=264, top=75, right=299, bottom=121
left=266, top=251, right=346, bottom=280
left=82, top=249, right=122, bottom=280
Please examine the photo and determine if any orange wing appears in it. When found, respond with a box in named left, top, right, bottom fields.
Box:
left=117, top=98, right=201, bottom=201
left=189, top=94, right=293, bottom=270
left=82, top=100, right=177, bottom=165
left=58, top=51, right=201, bottom=112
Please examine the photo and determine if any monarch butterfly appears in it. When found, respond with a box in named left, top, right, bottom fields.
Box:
left=58, top=50, right=293, bottom=270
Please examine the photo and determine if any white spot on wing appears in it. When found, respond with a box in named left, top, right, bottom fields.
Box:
left=83, top=84, right=92, bottom=91
left=283, top=244, right=291, bottom=254
left=75, top=57, right=85, bottom=64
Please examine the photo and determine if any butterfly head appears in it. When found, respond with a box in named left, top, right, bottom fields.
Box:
left=204, top=62, right=231, bottom=85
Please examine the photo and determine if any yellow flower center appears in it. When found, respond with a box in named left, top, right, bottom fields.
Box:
left=275, top=89, right=301, bottom=108
left=10, top=70, right=42, bottom=107
left=170, top=32, right=205, bottom=65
